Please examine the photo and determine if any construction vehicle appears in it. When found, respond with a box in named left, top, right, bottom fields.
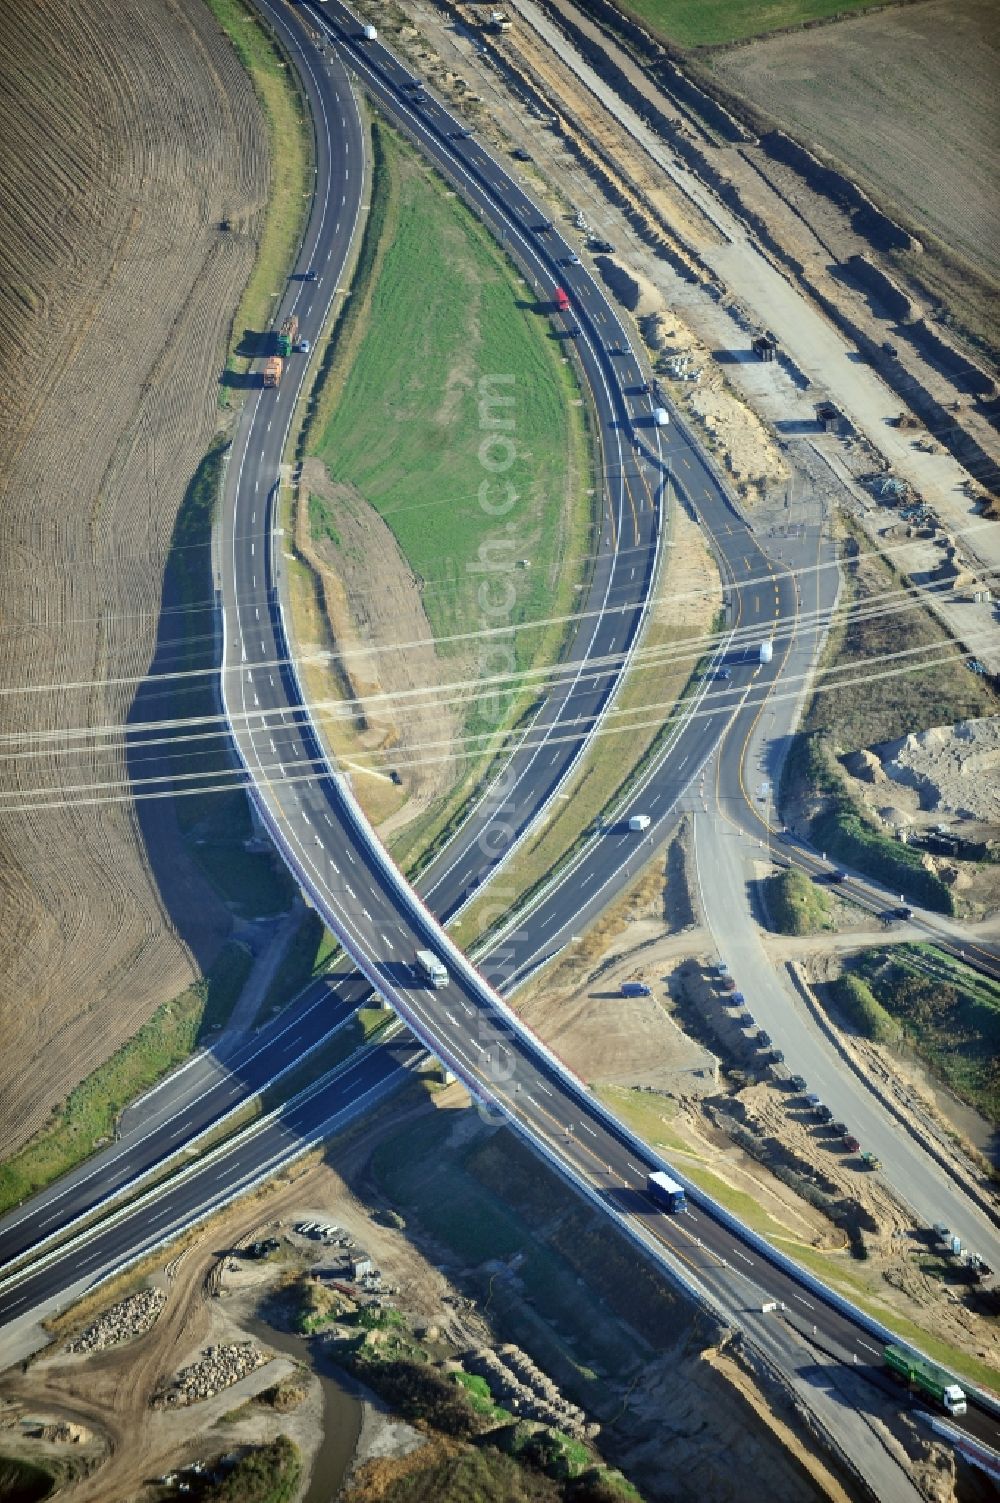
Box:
left=415, top=948, right=449, bottom=988
left=262, top=356, right=283, bottom=389
left=884, top=1344, right=966, bottom=1415
left=554, top=287, right=570, bottom=312
left=276, top=314, right=299, bottom=358
left=646, top=1171, right=687, bottom=1213
left=861, top=1150, right=882, bottom=1170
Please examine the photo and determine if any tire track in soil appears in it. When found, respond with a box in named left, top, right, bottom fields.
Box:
left=0, top=0, right=273, bottom=1150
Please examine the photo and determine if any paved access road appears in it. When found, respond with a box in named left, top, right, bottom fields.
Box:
left=693, top=500, right=1000, bottom=1264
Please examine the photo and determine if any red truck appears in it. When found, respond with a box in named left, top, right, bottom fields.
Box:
left=554, top=286, right=570, bottom=312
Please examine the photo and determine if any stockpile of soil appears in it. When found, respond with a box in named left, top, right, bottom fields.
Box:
left=0, top=0, right=267, bottom=1148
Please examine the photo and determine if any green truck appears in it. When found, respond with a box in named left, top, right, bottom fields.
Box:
left=884, top=1344, right=967, bottom=1415
left=276, top=313, right=299, bottom=358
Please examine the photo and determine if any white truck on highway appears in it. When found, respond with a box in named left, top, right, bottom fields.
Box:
left=416, top=948, right=449, bottom=988
left=628, top=814, right=651, bottom=831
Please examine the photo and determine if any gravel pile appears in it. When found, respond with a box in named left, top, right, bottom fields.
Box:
left=65, top=1288, right=166, bottom=1353
left=154, top=1341, right=267, bottom=1408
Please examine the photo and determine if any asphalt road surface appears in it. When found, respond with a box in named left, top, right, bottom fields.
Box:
left=3, top=0, right=997, bottom=1467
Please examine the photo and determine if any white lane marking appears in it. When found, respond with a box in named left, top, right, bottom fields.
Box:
left=580, top=1122, right=597, bottom=1137
left=792, top=1293, right=814, bottom=1310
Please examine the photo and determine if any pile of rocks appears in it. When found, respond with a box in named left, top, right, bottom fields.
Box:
left=65, top=1288, right=166, bottom=1353
left=154, top=1342, right=267, bottom=1408
left=465, top=1344, right=597, bottom=1439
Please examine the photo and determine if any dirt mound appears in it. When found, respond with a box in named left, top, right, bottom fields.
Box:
left=0, top=0, right=268, bottom=1148
left=296, top=459, right=461, bottom=830
left=873, top=717, right=1000, bottom=824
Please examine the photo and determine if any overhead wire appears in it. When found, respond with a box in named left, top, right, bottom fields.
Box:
left=0, top=517, right=995, bottom=708
left=0, top=549, right=994, bottom=758
left=1, top=623, right=994, bottom=815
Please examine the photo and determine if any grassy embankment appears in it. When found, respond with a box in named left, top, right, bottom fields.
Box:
left=612, top=0, right=878, bottom=48
left=0, top=944, right=251, bottom=1216
left=293, top=116, right=594, bottom=862
left=0, top=1455, right=54, bottom=1502
left=764, top=867, right=832, bottom=934
left=827, top=973, right=899, bottom=1044
left=206, top=0, right=313, bottom=400
left=844, top=945, right=1000, bottom=1124
left=199, top=1436, right=302, bottom=1503
left=782, top=528, right=997, bottom=912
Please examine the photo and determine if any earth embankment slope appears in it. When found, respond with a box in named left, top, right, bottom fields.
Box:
left=0, top=0, right=268, bottom=1150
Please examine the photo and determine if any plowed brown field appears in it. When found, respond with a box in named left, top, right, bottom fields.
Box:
left=715, top=0, right=1000, bottom=281
left=0, top=0, right=269, bottom=1151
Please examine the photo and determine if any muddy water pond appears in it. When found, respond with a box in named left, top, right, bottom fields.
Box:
left=244, top=1316, right=362, bottom=1502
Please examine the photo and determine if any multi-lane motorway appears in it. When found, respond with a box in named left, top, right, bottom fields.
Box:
left=2, top=0, right=997, bottom=1467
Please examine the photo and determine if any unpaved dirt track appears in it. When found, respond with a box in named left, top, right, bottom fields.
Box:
left=0, top=0, right=268, bottom=1150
